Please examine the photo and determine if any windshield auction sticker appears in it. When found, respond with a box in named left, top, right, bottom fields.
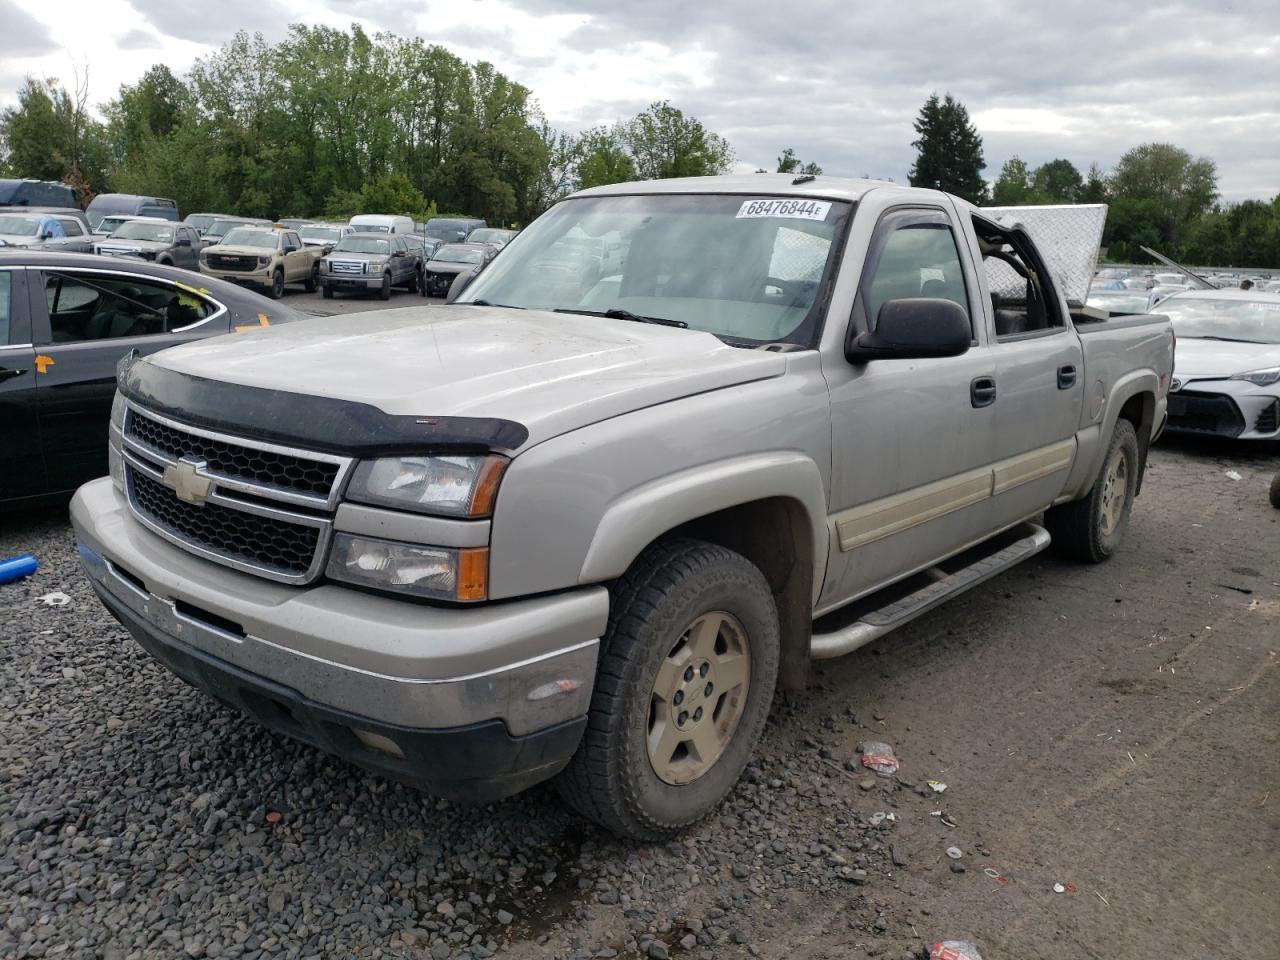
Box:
left=736, top=198, right=832, bottom=221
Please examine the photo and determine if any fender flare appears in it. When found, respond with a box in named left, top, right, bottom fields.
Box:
left=578, top=451, right=830, bottom=605
left=1067, top=370, right=1158, bottom=496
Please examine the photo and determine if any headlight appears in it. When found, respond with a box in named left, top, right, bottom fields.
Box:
left=347, top=455, right=507, bottom=517
left=326, top=535, right=488, bottom=601
left=141, top=251, right=157, bottom=260
left=257, top=255, right=271, bottom=266
left=1230, top=367, right=1280, bottom=386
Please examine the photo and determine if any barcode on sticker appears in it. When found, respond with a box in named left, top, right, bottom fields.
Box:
left=737, top=198, right=832, bottom=221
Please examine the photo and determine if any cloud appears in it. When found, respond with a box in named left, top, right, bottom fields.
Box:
left=126, top=0, right=296, bottom=44
left=4, top=0, right=57, bottom=56
left=117, top=28, right=160, bottom=51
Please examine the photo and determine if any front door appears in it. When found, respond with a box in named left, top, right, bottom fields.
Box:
left=0, top=268, right=47, bottom=502
left=821, top=208, right=1000, bottom=610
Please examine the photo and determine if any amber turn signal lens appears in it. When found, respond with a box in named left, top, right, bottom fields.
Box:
left=468, top=456, right=508, bottom=517
left=456, top=548, right=489, bottom=602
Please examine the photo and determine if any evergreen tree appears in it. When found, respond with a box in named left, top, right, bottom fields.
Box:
left=1081, top=162, right=1108, bottom=203
left=908, top=92, right=986, bottom=203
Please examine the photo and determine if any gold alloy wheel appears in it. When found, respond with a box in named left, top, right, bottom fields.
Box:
left=646, top=611, right=751, bottom=786
left=1099, top=449, right=1128, bottom=536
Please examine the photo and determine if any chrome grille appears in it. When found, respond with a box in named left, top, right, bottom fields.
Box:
left=121, top=402, right=353, bottom=584
left=328, top=260, right=364, bottom=274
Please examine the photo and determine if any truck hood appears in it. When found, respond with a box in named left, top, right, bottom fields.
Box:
left=209, top=243, right=277, bottom=257
left=143, top=305, right=788, bottom=450
left=96, top=239, right=169, bottom=252
left=1173, top=337, right=1280, bottom=380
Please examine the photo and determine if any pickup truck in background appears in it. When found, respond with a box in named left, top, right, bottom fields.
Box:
left=71, top=176, right=1173, bottom=839
left=199, top=227, right=323, bottom=299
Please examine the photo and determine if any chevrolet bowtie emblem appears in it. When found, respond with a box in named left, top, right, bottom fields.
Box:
left=163, top=459, right=213, bottom=505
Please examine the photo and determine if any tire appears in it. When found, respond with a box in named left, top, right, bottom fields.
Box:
left=379, top=272, right=392, bottom=300
left=269, top=268, right=285, bottom=300
left=1045, top=418, right=1139, bottom=562
left=556, top=538, right=779, bottom=840
left=1269, top=471, right=1280, bottom=509
left=304, top=263, right=318, bottom=293
left=410, top=268, right=422, bottom=294
left=322, top=284, right=334, bottom=300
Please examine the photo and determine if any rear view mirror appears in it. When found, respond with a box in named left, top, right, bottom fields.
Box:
left=847, top=298, right=972, bottom=362
left=446, top=267, right=480, bottom=304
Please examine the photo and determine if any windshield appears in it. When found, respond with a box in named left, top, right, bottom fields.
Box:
left=353, top=223, right=390, bottom=233
left=335, top=237, right=389, bottom=254
left=0, top=216, right=40, bottom=236
left=432, top=245, right=485, bottom=264
left=460, top=194, right=850, bottom=344
left=1087, top=292, right=1152, bottom=315
left=221, top=229, right=278, bottom=249
left=186, top=214, right=216, bottom=231
left=112, top=222, right=174, bottom=243
left=207, top=220, right=253, bottom=239
left=97, top=216, right=135, bottom=233
left=1159, top=297, right=1280, bottom=343
left=301, top=226, right=340, bottom=241
left=468, top=229, right=511, bottom=244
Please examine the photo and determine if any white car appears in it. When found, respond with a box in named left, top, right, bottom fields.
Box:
left=1160, top=289, right=1280, bottom=439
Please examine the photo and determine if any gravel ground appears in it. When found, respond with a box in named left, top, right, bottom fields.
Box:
left=1, top=438, right=1276, bottom=960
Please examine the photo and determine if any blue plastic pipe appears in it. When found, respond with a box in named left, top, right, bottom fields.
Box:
left=0, top=554, right=38, bottom=584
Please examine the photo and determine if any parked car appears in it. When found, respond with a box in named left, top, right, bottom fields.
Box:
left=349, top=214, right=416, bottom=235
left=95, top=220, right=203, bottom=269
left=424, top=217, right=487, bottom=243
left=298, top=223, right=354, bottom=251
left=277, top=218, right=316, bottom=231
left=401, top=232, right=438, bottom=265
left=0, top=211, right=94, bottom=252
left=183, top=212, right=232, bottom=237
left=69, top=176, right=1174, bottom=839
left=93, top=214, right=151, bottom=239
left=86, top=194, right=178, bottom=231
left=0, top=178, right=77, bottom=208
left=202, top=217, right=273, bottom=246
left=1158, top=289, right=1280, bottom=440
left=467, top=227, right=518, bottom=248
left=320, top=232, right=421, bottom=299
left=0, top=250, right=305, bottom=508
left=1086, top=289, right=1155, bottom=315
left=199, top=227, right=323, bottom=299
left=422, top=242, right=496, bottom=297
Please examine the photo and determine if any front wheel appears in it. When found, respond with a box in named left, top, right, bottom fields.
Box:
left=322, top=284, right=334, bottom=300
left=304, top=263, right=318, bottom=293
left=269, top=268, right=285, bottom=300
left=1045, top=418, right=1139, bottom=562
left=556, top=538, right=779, bottom=840
left=1269, top=470, right=1280, bottom=509
left=379, top=272, right=392, bottom=300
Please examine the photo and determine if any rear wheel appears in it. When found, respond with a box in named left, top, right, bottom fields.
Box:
left=304, top=263, right=318, bottom=293
left=269, top=268, right=285, bottom=300
left=556, top=538, right=779, bottom=840
left=1270, top=470, right=1280, bottom=509
left=1045, top=419, right=1139, bottom=562
left=379, top=272, right=392, bottom=300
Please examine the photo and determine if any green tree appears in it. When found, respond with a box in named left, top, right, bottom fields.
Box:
left=624, top=101, right=733, bottom=180
left=357, top=172, right=431, bottom=219
left=907, top=92, right=986, bottom=203
left=991, top=156, right=1034, bottom=205
left=1031, top=158, right=1082, bottom=203
left=0, top=78, right=63, bottom=180
left=776, top=147, right=821, bottom=176
left=1108, top=142, right=1217, bottom=244
left=1081, top=162, right=1108, bottom=204
left=576, top=125, right=636, bottom=189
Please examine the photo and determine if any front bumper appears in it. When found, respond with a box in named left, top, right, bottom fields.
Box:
left=71, top=478, right=605, bottom=801
left=200, top=263, right=272, bottom=286
left=323, top=272, right=382, bottom=291
left=424, top=271, right=462, bottom=296
left=1165, top=383, right=1279, bottom=439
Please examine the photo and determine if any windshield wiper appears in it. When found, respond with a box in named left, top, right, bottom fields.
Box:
left=466, top=299, right=523, bottom=309
left=554, top=307, right=688, bottom=328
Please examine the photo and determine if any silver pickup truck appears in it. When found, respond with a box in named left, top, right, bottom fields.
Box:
left=70, top=176, right=1173, bottom=840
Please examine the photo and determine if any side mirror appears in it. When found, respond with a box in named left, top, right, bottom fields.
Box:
left=394, top=249, right=406, bottom=258
left=446, top=267, right=480, bottom=304
left=846, top=298, right=972, bottom=362
left=39, top=231, right=53, bottom=240
left=176, top=237, right=191, bottom=247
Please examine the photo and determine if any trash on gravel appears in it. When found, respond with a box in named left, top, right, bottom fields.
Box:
left=1053, top=882, right=1065, bottom=893
left=869, top=811, right=898, bottom=827
left=265, top=810, right=282, bottom=824
left=35, top=590, right=71, bottom=606
left=982, top=863, right=1011, bottom=884
left=945, top=846, right=963, bottom=859
left=927, top=779, right=947, bottom=793
left=930, top=941, right=983, bottom=960
left=1225, top=470, right=1243, bottom=481
left=0, top=554, right=39, bottom=584
left=859, top=741, right=900, bottom=776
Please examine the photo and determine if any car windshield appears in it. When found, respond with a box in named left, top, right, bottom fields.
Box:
left=207, top=220, right=252, bottom=238
left=301, top=226, right=340, bottom=241
left=1087, top=292, right=1151, bottom=315
left=432, top=245, right=485, bottom=264
left=469, top=229, right=511, bottom=244
left=1158, top=297, right=1280, bottom=344
left=354, top=223, right=390, bottom=233
left=0, top=216, right=41, bottom=236
left=97, top=217, right=134, bottom=233
left=186, top=215, right=216, bottom=231
left=335, top=237, right=389, bottom=254
left=460, top=193, right=851, bottom=344
left=112, top=222, right=174, bottom=242
left=221, top=229, right=278, bottom=249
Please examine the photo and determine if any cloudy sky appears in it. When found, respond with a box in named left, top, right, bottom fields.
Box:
left=4, top=0, right=1277, bottom=201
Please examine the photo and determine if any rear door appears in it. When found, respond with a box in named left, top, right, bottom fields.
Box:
left=175, top=226, right=200, bottom=269
left=31, top=266, right=228, bottom=493
left=0, top=267, right=47, bottom=502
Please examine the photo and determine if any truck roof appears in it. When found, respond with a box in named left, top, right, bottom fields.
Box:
left=572, top=173, right=885, bottom=203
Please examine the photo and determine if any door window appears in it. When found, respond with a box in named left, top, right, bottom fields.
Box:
left=43, top=272, right=214, bottom=343
left=863, top=216, right=970, bottom=331
left=0, top=272, right=11, bottom=343
left=58, top=219, right=85, bottom=237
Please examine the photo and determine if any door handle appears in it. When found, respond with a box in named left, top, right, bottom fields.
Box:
left=1058, top=364, right=1077, bottom=389
left=970, top=376, right=997, bottom=408
left=0, top=367, right=28, bottom=383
